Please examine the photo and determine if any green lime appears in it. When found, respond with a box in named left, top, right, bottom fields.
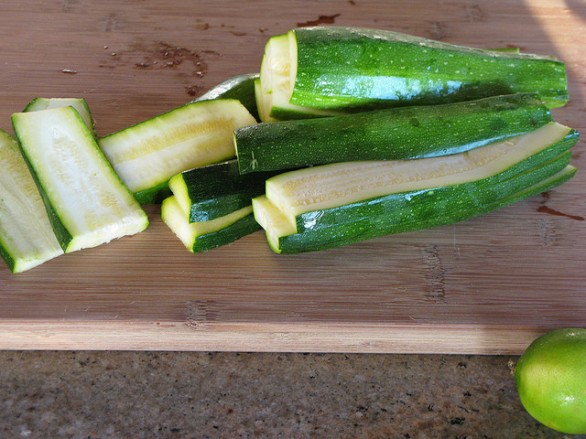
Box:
left=515, top=328, right=586, bottom=434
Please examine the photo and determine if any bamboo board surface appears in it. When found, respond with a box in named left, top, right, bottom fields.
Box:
left=1, top=0, right=585, bottom=353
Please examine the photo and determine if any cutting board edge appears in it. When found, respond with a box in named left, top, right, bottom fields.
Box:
left=0, top=320, right=548, bottom=354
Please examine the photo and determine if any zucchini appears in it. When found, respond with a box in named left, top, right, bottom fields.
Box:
left=161, top=196, right=260, bottom=253
left=24, top=97, right=95, bottom=134
left=261, top=26, right=567, bottom=116
left=194, top=73, right=260, bottom=121
left=98, top=99, right=257, bottom=204
left=257, top=33, right=340, bottom=121
left=235, top=93, right=552, bottom=174
left=11, top=107, right=149, bottom=253
left=253, top=122, right=578, bottom=253
left=168, top=159, right=278, bottom=222
left=0, top=130, right=63, bottom=272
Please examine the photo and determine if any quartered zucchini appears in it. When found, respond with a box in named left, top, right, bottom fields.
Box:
left=259, top=26, right=567, bottom=117
left=161, top=196, right=260, bottom=253
left=24, top=97, right=95, bottom=134
left=0, top=130, right=63, bottom=273
left=194, top=73, right=260, bottom=121
left=236, top=93, right=552, bottom=174
left=11, top=107, right=149, bottom=253
left=168, top=159, right=277, bottom=222
left=253, top=122, right=578, bottom=253
left=98, top=99, right=257, bottom=204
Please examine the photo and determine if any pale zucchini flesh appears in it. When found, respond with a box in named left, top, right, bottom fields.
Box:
left=98, top=99, right=257, bottom=204
left=12, top=107, right=149, bottom=253
left=0, top=130, right=63, bottom=272
left=24, top=97, right=95, bottom=134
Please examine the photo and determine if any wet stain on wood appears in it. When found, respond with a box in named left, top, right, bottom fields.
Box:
left=297, top=13, right=341, bottom=27
left=538, top=192, right=584, bottom=221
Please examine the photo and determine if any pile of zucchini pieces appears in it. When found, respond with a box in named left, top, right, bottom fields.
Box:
left=0, top=26, right=579, bottom=273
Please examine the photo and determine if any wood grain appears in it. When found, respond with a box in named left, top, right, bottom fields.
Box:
left=1, top=0, right=585, bottom=353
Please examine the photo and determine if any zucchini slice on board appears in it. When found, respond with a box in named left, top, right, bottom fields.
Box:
left=161, top=196, right=260, bottom=253
left=0, top=130, right=63, bottom=273
left=98, top=99, right=257, bottom=204
left=235, top=93, right=552, bottom=174
left=168, top=159, right=278, bottom=222
left=259, top=26, right=567, bottom=117
left=24, top=97, right=95, bottom=134
left=11, top=107, right=149, bottom=254
left=193, top=73, right=260, bottom=121
left=253, top=122, right=578, bottom=253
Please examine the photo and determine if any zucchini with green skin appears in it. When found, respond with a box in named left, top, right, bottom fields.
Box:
left=168, top=159, right=278, bottom=222
left=257, top=33, right=340, bottom=121
left=0, top=130, right=63, bottom=272
left=11, top=107, right=149, bottom=253
left=253, top=122, right=578, bottom=253
left=161, top=196, right=260, bottom=253
left=235, top=93, right=552, bottom=174
left=194, top=73, right=260, bottom=121
left=24, top=97, right=96, bottom=134
left=98, top=99, right=257, bottom=204
left=261, top=26, right=567, bottom=116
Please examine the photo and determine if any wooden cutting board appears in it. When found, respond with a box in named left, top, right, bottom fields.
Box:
left=1, top=0, right=585, bottom=353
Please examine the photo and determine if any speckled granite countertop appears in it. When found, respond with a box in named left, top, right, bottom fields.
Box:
left=1, top=351, right=581, bottom=438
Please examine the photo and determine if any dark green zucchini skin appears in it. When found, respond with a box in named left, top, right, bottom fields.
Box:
left=270, top=128, right=578, bottom=254
left=177, top=160, right=279, bottom=222
left=235, top=94, right=551, bottom=174
left=291, top=26, right=568, bottom=111
left=194, top=73, right=260, bottom=121
left=193, top=212, right=261, bottom=252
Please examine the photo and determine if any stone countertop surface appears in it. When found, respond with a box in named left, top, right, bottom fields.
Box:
left=1, top=351, right=583, bottom=438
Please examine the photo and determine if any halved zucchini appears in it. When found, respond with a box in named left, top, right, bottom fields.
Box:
left=0, top=130, right=63, bottom=272
left=235, top=93, right=552, bottom=174
left=11, top=107, right=149, bottom=253
left=168, top=159, right=277, bottom=222
left=260, top=26, right=568, bottom=116
left=253, top=122, right=578, bottom=253
left=161, top=196, right=259, bottom=253
left=98, top=99, right=257, bottom=204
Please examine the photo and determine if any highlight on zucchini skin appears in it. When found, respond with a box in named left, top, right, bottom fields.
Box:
left=0, top=130, right=64, bottom=273
left=11, top=107, right=149, bottom=254
left=253, top=122, right=579, bottom=254
left=259, top=26, right=568, bottom=118
left=235, top=93, right=552, bottom=174
left=98, top=99, right=257, bottom=205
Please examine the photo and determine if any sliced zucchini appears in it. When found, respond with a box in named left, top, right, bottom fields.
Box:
left=11, top=107, right=149, bottom=253
left=168, top=159, right=278, bottom=222
left=194, top=73, right=260, bottom=121
left=235, top=93, right=552, bottom=174
left=98, top=99, right=257, bottom=204
left=257, top=33, right=340, bottom=121
left=261, top=26, right=567, bottom=115
left=161, top=196, right=260, bottom=253
left=253, top=122, right=578, bottom=253
left=24, top=97, right=95, bottom=134
left=0, top=130, right=63, bottom=273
